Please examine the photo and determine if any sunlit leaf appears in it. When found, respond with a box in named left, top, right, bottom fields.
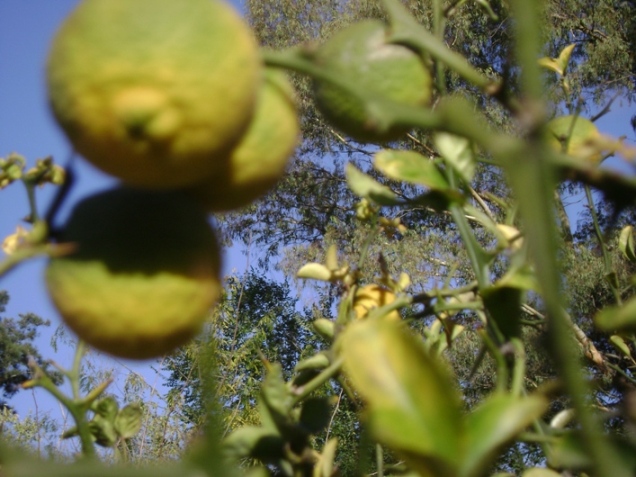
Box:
left=345, top=163, right=400, bottom=206
left=297, top=263, right=333, bottom=282
left=434, top=133, right=476, bottom=183
left=609, top=334, right=633, bottom=361
left=338, top=319, right=461, bottom=474
left=374, top=149, right=449, bottom=189
left=538, top=43, right=576, bottom=76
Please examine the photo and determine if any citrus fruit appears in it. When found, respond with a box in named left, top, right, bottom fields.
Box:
left=45, top=188, right=222, bottom=359
left=312, top=20, right=432, bottom=144
left=353, top=284, right=401, bottom=321
left=545, top=115, right=603, bottom=164
left=47, top=0, right=261, bottom=189
left=187, top=69, right=299, bottom=212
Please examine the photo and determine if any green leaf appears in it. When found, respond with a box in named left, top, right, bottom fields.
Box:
left=538, top=43, right=576, bottom=76
left=374, top=149, right=449, bottom=189
left=496, top=264, right=538, bottom=292
left=410, top=189, right=465, bottom=211
left=315, top=438, right=338, bottom=477
left=345, top=163, right=400, bottom=206
left=337, top=319, right=462, bottom=473
left=481, top=285, right=524, bottom=339
left=434, top=133, right=476, bottom=183
left=461, top=393, right=548, bottom=477
left=546, top=431, right=592, bottom=470
left=609, top=334, right=633, bottom=360
left=297, top=263, right=333, bottom=281
left=312, top=318, right=335, bottom=340
left=223, top=426, right=284, bottom=461
left=368, top=410, right=458, bottom=477
left=299, top=398, right=331, bottom=433
left=295, top=352, right=330, bottom=372
left=114, top=403, right=143, bottom=439
left=595, top=296, right=636, bottom=332
left=619, top=226, right=636, bottom=262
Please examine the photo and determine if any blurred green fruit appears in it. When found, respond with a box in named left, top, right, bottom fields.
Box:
left=545, top=115, right=603, bottom=164
left=47, top=0, right=260, bottom=188
left=188, top=70, right=299, bottom=212
left=45, top=188, right=221, bottom=359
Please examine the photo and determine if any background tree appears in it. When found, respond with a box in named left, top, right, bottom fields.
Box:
left=0, top=290, right=61, bottom=411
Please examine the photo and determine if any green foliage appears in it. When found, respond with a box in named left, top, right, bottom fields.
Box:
left=0, top=291, right=61, bottom=408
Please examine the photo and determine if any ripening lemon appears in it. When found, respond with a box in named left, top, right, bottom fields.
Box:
left=187, top=69, right=299, bottom=212
left=47, top=0, right=261, bottom=189
left=45, top=188, right=222, bottom=359
left=313, top=20, right=433, bottom=144
left=545, top=115, right=603, bottom=164
left=353, top=284, right=401, bottom=321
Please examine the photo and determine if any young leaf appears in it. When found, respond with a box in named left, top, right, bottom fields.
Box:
left=538, top=44, right=576, bottom=76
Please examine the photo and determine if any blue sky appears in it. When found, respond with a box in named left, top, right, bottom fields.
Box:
left=1, top=0, right=635, bottom=439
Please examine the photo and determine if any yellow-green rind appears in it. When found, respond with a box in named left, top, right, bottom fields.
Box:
left=47, top=0, right=261, bottom=189
left=189, top=69, right=299, bottom=212
left=46, top=260, right=218, bottom=359
left=313, top=20, right=432, bottom=144
left=45, top=188, right=222, bottom=359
